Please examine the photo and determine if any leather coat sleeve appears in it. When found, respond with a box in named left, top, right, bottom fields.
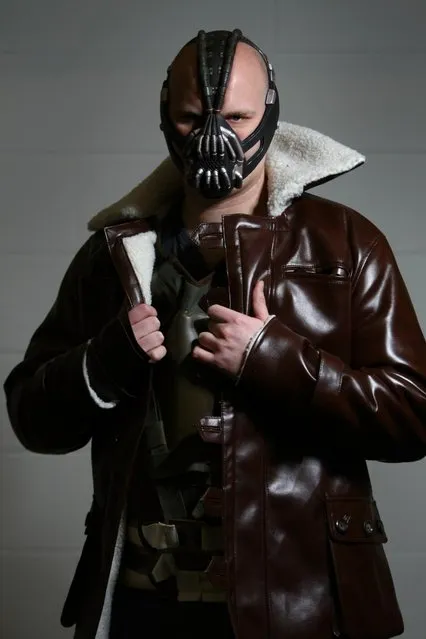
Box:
left=238, top=234, right=426, bottom=462
left=3, top=232, right=151, bottom=455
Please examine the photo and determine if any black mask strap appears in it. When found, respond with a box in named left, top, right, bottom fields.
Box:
left=197, top=29, right=242, bottom=113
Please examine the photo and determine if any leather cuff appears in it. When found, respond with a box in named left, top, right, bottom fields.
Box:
left=237, top=316, right=320, bottom=402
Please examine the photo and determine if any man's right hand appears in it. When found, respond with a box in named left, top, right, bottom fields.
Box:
left=128, top=304, right=166, bottom=362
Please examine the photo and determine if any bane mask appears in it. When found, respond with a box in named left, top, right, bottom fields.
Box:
left=160, top=29, right=280, bottom=199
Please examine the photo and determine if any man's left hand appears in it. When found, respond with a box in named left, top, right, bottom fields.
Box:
left=192, top=280, right=270, bottom=376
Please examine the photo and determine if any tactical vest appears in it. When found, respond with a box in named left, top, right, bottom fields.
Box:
left=120, top=220, right=227, bottom=602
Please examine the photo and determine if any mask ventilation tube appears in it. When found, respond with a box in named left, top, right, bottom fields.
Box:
left=186, top=112, right=244, bottom=192
left=197, top=28, right=242, bottom=113
left=183, top=29, right=245, bottom=194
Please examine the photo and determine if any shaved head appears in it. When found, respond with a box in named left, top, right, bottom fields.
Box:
left=169, top=40, right=269, bottom=101
left=168, top=41, right=269, bottom=139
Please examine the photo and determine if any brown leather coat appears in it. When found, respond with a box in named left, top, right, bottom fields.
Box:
left=4, top=192, right=426, bottom=639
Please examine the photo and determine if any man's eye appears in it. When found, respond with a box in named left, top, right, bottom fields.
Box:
left=228, top=114, right=244, bottom=122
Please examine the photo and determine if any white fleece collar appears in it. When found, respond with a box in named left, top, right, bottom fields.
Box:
left=88, top=121, right=365, bottom=231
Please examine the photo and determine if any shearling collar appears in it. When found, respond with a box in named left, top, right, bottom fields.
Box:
left=88, top=121, right=365, bottom=231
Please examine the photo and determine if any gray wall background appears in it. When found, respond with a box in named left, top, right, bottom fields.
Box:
left=1, top=1, right=425, bottom=637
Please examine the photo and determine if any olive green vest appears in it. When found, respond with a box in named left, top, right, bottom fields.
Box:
left=121, top=226, right=226, bottom=602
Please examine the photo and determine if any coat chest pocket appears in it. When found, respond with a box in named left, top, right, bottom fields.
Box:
left=283, top=264, right=349, bottom=278
left=326, top=496, right=404, bottom=639
left=275, top=264, right=351, bottom=355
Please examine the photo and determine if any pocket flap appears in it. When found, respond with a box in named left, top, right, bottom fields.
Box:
left=326, top=496, right=387, bottom=543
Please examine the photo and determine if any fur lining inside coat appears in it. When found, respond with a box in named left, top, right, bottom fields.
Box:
left=90, top=121, right=365, bottom=639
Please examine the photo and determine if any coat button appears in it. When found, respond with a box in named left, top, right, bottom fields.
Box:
left=335, top=519, right=349, bottom=534
left=363, top=520, right=375, bottom=536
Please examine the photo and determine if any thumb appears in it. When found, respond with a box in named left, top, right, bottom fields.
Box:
left=252, top=280, right=269, bottom=322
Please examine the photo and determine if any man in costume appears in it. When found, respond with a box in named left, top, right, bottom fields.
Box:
left=4, top=28, right=426, bottom=639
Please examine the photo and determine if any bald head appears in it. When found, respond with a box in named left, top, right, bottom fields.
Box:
left=168, top=40, right=269, bottom=140
left=169, top=39, right=269, bottom=99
